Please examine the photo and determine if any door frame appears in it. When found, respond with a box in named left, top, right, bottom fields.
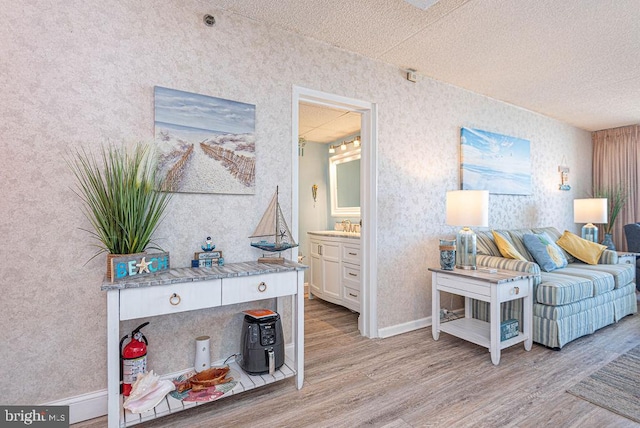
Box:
left=291, top=85, right=378, bottom=338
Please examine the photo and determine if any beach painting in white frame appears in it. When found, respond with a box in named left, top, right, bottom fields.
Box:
left=460, top=127, right=531, bottom=195
left=154, top=86, right=256, bottom=194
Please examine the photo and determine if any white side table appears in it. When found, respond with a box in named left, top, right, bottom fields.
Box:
left=429, top=267, right=535, bottom=365
left=616, top=251, right=639, bottom=267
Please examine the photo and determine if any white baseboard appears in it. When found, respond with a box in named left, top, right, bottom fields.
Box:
left=377, top=316, right=432, bottom=338
left=44, top=390, right=107, bottom=425
left=376, top=308, right=464, bottom=339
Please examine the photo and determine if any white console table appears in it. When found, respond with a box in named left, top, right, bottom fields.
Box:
left=102, top=261, right=306, bottom=428
left=429, top=267, right=534, bottom=365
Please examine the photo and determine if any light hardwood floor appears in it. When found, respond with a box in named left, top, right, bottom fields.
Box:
left=75, top=295, right=640, bottom=428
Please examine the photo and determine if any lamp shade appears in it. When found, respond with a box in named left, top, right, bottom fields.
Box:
left=574, top=198, right=608, bottom=224
left=446, top=190, right=489, bottom=227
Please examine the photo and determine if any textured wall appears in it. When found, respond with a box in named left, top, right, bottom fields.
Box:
left=0, top=0, right=591, bottom=405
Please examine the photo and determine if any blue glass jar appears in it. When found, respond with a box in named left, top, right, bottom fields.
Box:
left=439, top=239, right=456, bottom=270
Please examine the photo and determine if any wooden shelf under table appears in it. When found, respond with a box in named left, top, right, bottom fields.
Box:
left=122, top=358, right=296, bottom=426
left=439, top=317, right=528, bottom=351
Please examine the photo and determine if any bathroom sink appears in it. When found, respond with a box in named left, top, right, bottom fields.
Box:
left=308, top=230, right=360, bottom=238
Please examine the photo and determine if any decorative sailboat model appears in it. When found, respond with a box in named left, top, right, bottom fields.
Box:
left=249, top=186, right=298, bottom=264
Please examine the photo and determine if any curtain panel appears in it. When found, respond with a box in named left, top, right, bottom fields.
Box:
left=592, top=125, right=639, bottom=251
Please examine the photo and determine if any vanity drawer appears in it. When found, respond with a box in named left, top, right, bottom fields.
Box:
left=342, top=264, right=361, bottom=290
left=343, top=285, right=360, bottom=310
left=342, top=244, right=361, bottom=265
left=222, top=272, right=296, bottom=305
left=120, top=279, right=222, bottom=320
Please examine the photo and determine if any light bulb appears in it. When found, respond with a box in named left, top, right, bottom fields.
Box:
left=340, top=142, right=347, bottom=151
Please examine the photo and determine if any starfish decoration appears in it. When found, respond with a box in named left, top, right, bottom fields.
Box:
left=279, top=230, right=287, bottom=239
left=136, top=257, right=151, bottom=274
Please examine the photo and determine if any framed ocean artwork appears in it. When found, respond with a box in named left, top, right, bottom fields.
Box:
left=460, top=127, right=532, bottom=195
left=154, top=86, right=256, bottom=194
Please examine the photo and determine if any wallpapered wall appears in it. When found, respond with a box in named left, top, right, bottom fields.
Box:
left=0, top=1, right=592, bottom=406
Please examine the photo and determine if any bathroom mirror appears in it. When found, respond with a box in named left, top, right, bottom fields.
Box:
left=329, top=149, right=360, bottom=217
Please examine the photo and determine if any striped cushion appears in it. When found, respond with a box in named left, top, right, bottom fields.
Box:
left=537, top=271, right=593, bottom=305
left=531, top=283, right=634, bottom=321
left=476, top=255, right=541, bottom=281
left=476, top=231, right=500, bottom=256
left=533, top=289, right=612, bottom=320
left=553, top=265, right=615, bottom=296
left=598, top=249, right=619, bottom=265
left=505, top=229, right=535, bottom=261
left=566, top=263, right=634, bottom=289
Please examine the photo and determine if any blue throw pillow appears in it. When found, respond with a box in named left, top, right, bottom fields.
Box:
left=523, top=232, right=568, bottom=272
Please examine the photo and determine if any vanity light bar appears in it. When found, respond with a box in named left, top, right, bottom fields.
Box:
left=329, top=137, right=361, bottom=153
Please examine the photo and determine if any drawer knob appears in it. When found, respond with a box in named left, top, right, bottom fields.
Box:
left=169, top=293, right=181, bottom=305
left=258, top=281, right=267, bottom=292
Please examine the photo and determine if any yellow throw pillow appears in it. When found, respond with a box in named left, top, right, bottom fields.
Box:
left=556, top=230, right=607, bottom=265
left=492, top=230, right=527, bottom=261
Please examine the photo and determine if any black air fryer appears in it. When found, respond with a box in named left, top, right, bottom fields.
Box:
left=237, top=312, right=284, bottom=375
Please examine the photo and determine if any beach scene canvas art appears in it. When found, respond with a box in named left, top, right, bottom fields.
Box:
left=460, top=128, right=531, bottom=195
left=154, top=86, right=256, bottom=194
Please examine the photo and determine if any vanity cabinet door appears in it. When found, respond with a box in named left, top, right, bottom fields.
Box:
left=320, top=241, right=341, bottom=301
left=309, top=239, right=323, bottom=297
left=309, top=238, right=341, bottom=304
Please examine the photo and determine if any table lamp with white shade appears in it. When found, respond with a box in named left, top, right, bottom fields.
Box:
left=446, top=190, right=489, bottom=270
left=574, top=198, right=608, bottom=243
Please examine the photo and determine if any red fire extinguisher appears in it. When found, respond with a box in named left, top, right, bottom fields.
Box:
left=120, top=322, right=149, bottom=396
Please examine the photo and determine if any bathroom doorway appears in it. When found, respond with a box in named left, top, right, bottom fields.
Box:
left=291, top=86, right=377, bottom=338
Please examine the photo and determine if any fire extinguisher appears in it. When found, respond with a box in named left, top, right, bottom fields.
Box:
left=120, top=322, right=149, bottom=396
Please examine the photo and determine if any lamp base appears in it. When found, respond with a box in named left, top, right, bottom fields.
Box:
left=456, top=227, right=477, bottom=270
left=581, top=223, right=598, bottom=243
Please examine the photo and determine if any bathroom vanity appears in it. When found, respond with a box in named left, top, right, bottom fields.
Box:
left=307, top=231, right=361, bottom=312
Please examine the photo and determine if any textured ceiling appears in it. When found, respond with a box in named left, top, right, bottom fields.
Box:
left=214, top=0, right=640, bottom=132
left=299, top=103, right=361, bottom=143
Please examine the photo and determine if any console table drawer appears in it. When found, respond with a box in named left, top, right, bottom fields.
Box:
left=222, top=271, right=296, bottom=305
left=498, top=279, right=530, bottom=301
left=119, top=279, right=222, bottom=320
left=437, top=273, right=490, bottom=298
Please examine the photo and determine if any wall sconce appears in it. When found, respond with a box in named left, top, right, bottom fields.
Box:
left=559, top=165, right=570, bottom=190
left=298, top=137, right=306, bottom=157
left=340, top=141, right=347, bottom=151
left=328, top=145, right=336, bottom=154
left=353, top=137, right=360, bottom=147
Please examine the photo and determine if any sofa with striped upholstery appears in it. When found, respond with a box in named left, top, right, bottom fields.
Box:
left=472, top=227, right=637, bottom=349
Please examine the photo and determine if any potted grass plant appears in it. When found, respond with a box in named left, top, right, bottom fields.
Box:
left=68, top=143, right=172, bottom=278
left=594, top=187, right=628, bottom=250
